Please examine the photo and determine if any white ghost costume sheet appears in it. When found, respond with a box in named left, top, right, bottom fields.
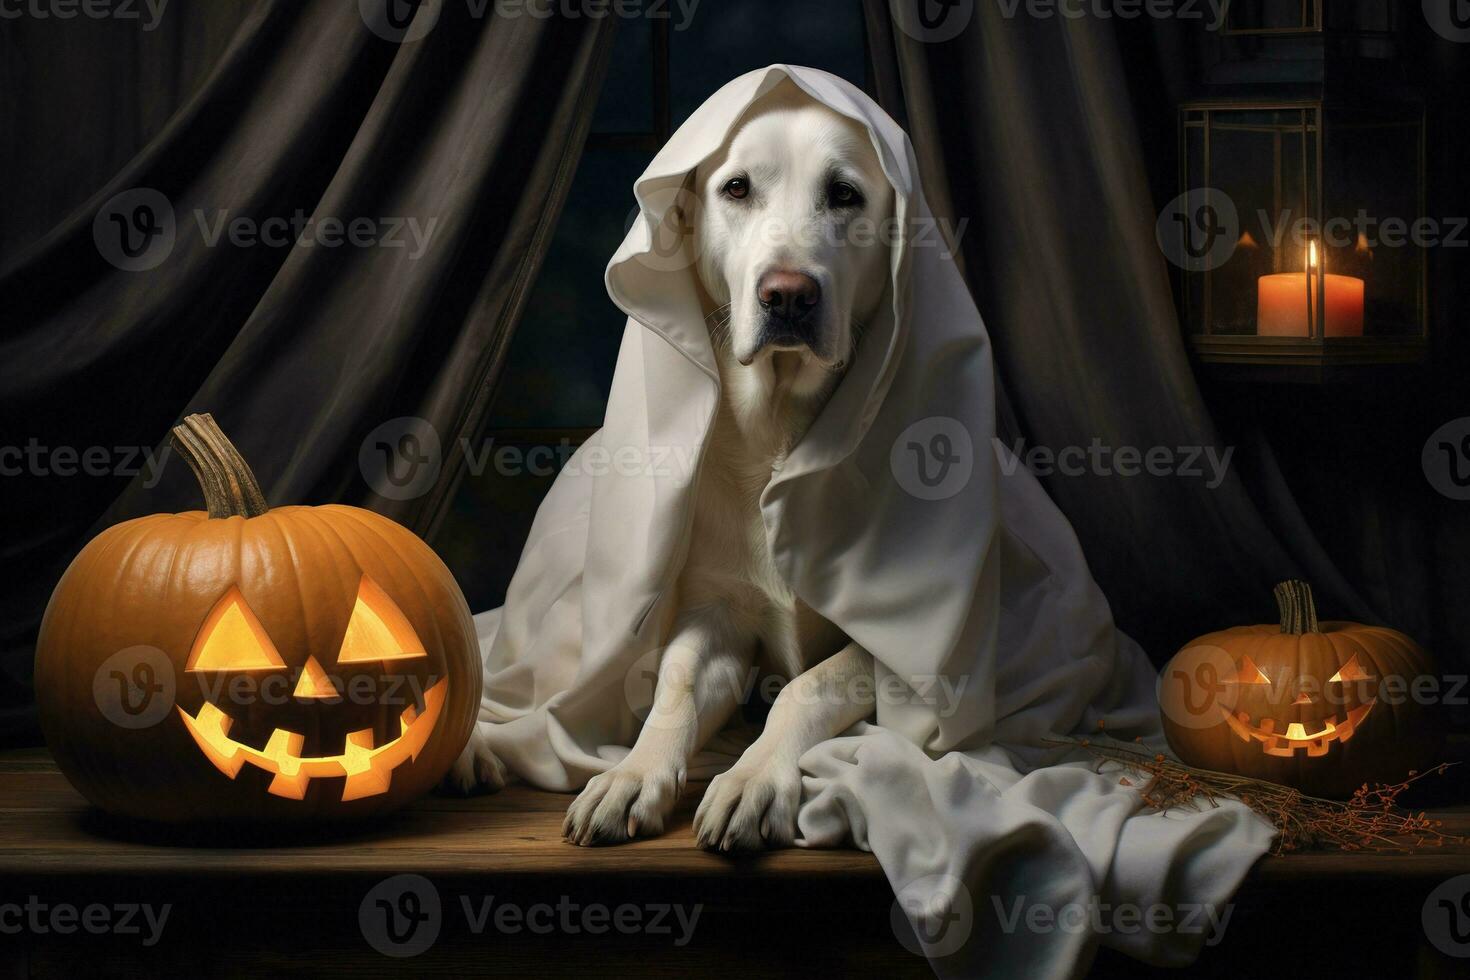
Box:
left=470, top=65, right=1274, bottom=977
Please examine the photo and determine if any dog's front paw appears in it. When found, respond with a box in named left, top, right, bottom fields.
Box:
left=444, top=728, right=508, bottom=795
left=693, top=746, right=802, bottom=852
left=563, top=760, right=685, bottom=846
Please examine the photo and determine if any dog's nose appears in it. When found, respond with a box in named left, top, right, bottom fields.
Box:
left=757, top=271, right=821, bottom=323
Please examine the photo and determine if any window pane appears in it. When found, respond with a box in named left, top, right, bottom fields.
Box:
left=670, top=0, right=868, bottom=125
left=482, top=148, right=652, bottom=428
left=592, top=20, right=655, bottom=134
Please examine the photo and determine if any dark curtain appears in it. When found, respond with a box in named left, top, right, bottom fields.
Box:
left=863, top=1, right=1470, bottom=687
left=0, top=2, right=260, bottom=258
left=0, top=1, right=616, bottom=741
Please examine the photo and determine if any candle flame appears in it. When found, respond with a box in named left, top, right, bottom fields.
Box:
left=1307, top=240, right=1319, bottom=272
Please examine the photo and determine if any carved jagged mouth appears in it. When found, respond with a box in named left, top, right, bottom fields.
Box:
left=178, top=679, right=446, bottom=801
left=1220, top=700, right=1374, bottom=758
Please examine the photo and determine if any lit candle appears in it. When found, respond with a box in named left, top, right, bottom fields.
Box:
left=1256, top=242, right=1365, bottom=337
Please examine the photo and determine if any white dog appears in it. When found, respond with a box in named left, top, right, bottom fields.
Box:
left=455, top=83, right=894, bottom=851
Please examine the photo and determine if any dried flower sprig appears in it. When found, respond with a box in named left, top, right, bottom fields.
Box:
left=1047, top=734, right=1463, bottom=855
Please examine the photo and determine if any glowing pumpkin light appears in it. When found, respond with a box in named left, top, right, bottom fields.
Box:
left=1159, top=581, right=1440, bottom=798
left=35, top=414, right=480, bottom=823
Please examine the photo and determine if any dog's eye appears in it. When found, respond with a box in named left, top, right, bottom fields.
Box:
left=722, top=177, right=750, bottom=201
left=828, top=181, right=863, bottom=209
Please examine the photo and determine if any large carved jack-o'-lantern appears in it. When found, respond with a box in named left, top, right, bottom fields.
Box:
left=1160, top=581, right=1439, bottom=799
left=35, top=415, right=480, bottom=823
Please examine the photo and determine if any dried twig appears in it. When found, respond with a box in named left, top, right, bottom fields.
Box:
left=1047, top=733, right=1463, bottom=855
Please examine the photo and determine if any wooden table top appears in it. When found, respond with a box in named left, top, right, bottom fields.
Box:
left=5, top=749, right=1470, bottom=883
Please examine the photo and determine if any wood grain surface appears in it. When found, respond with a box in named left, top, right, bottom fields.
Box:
left=4, top=748, right=1470, bottom=979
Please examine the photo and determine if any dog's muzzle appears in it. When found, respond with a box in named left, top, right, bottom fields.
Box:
left=746, top=270, right=822, bottom=363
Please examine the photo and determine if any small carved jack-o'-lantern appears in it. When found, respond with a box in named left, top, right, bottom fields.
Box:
left=35, top=415, right=480, bottom=823
left=1160, top=581, right=1439, bottom=799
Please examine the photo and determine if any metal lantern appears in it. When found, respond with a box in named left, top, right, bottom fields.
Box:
left=1178, top=99, right=1427, bottom=374
left=1173, top=1, right=1427, bottom=380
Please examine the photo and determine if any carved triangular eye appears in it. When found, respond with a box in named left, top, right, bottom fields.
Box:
left=1328, top=655, right=1370, bottom=684
left=1234, top=654, right=1273, bottom=685
left=336, top=576, right=427, bottom=664
left=187, top=587, right=286, bottom=671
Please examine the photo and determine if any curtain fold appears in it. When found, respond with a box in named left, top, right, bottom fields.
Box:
left=0, top=0, right=615, bottom=741
left=862, top=0, right=1382, bottom=658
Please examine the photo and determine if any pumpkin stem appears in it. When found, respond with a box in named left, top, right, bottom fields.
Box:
left=169, top=413, right=269, bottom=519
left=1273, top=580, right=1321, bottom=635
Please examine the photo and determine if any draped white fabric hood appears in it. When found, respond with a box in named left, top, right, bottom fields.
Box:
left=471, top=65, right=1273, bottom=977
